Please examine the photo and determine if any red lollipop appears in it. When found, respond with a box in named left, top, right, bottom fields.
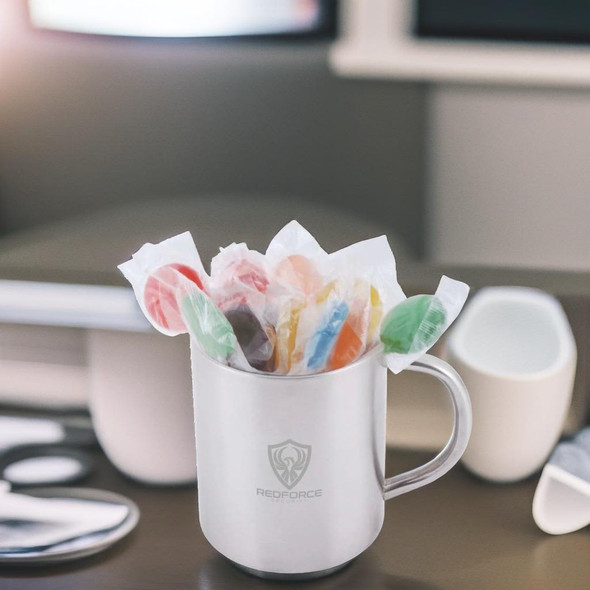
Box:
left=144, top=263, right=205, bottom=333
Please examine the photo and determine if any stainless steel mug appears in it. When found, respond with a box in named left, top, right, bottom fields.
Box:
left=191, top=344, right=471, bottom=579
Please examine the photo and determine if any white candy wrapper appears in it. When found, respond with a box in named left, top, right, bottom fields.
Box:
left=265, top=221, right=330, bottom=373
left=210, top=243, right=270, bottom=311
left=119, top=233, right=256, bottom=371
left=291, top=278, right=370, bottom=374
left=266, top=221, right=329, bottom=302
left=268, top=230, right=406, bottom=373
left=118, top=221, right=469, bottom=377
left=328, top=235, right=407, bottom=357
left=383, top=276, right=469, bottom=374
left=328, top=235, right=405, bottom=314
left=118, top=232, right=208, bottom=337
left=266, top=220, right=329, bottom=264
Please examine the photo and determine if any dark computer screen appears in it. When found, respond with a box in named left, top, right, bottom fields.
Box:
left=415, top=0, right=590, bottom=45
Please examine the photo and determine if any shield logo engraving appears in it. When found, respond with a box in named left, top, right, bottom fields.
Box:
left=268, top=439, right=312, bottom=490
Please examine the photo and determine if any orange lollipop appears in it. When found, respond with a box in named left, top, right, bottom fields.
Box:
left=275, top=255, right=322, bottom=299
left=328, top=320, right=363, bottom=370
left=328, top=281, right=372, bottom=371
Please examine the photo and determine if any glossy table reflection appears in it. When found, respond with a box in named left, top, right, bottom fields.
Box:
left=1, top=449, right=589, bottom=589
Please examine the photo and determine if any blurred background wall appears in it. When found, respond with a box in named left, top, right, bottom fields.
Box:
left=1, top=0, right=589, bottom=271
left=0, top=0, right=426, bottom=255
left=428, top=85, right=590, bottom=271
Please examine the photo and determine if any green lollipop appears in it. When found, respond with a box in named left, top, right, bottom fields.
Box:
left=380, top=295, right=446, bottom=354
left=180, top=290, right=237, bottom=359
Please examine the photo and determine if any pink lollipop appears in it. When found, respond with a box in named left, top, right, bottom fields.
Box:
left=214, top=258, right=269, bottom=311
left=144, top=263, right=206, bottom=333
left=228, top=258, right=269, bottom=293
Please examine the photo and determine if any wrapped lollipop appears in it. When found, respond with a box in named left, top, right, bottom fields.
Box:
left=119, top=221, right=469, bottom=377
left=270, top=256, right=324, bottom=374
left=266, top=221, right=329, bottom=373
left=210, top=243, right=270, bottom=310
left=266, top=220, right=328, bottom=302
left=223, top=305, right=276, bottom=371
left=179, top=288, right=253, bottom=371
left=286, top=279, right=348, bottom=374
left=118, top=232, right=209, bottom=336
left=324, top=235, right=406, bottom=370
left=327, top=279, right=370, bottom=371
left=210, top=243, right=276, bottom=372
left=381, top=276, right=469, bottom=374
left=305, top=300, right=349, bottom=372
left=119, top=232, right=253, bottom=371
left=274, top=299, right=304, bottom=374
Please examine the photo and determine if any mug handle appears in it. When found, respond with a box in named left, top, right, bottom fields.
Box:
left=383, top=354, right=472, bottom=501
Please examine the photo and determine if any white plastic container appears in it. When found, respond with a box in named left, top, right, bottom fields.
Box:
left=533, top=463, right=590, bottom=534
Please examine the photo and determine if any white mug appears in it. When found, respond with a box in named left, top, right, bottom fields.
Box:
left=89, top=330, right=197, bottom=485
left=191, top=343, right=471, bottom=579
left=447, top=287, right=576, bottom=483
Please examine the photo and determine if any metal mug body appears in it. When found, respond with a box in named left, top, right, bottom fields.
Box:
left=191, top=343, right=471, bottom=577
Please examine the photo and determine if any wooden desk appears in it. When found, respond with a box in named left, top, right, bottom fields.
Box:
left=2, top=449, right=590, bottom=590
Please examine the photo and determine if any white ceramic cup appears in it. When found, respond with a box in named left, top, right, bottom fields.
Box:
left=447, top=287, right=576, bottom=483
left=88, top=329, right=197, bottom=485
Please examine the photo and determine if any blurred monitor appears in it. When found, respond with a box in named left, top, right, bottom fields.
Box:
left=331, top=0, right=590, bottom=86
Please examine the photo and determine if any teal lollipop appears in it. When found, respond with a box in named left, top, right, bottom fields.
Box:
left=380, top=295, right=446, bottom=355
left=180, top=290, right=237, bottom=360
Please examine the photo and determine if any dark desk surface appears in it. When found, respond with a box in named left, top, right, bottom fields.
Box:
left=2, top=449, right=590, bottom=590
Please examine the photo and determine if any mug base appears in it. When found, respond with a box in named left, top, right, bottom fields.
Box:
left=230, top=558, right=353, bottom=580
